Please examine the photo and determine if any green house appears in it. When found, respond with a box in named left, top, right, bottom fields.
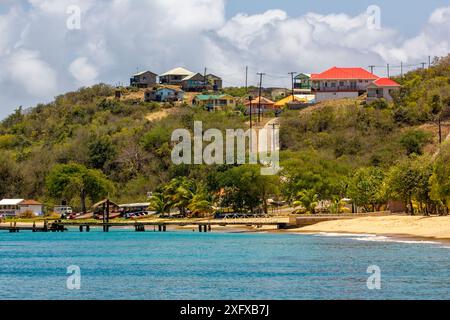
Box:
left=294, top=73, right=311, bottom=91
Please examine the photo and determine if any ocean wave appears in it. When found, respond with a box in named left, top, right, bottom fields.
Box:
left=315, top=232, right=441, bottom=245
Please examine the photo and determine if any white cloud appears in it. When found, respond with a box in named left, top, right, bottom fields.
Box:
left=69, top=57, right=98, bottom=86
left=0, top=1, right=449, bottom=118
left=5, top=49, right=57, bottom=97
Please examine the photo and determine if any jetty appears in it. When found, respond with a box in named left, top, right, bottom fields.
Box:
left=0, top=213, right=393, bottom=233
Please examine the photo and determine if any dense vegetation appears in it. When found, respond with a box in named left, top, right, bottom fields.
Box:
left=1, top=55, right=449, bottom=216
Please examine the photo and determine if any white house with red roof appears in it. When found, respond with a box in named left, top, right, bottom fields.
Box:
left=311, top=67, right=380, bottom=102
left=0, top=199, right=44, bottom=217
left=366, top=78, right=402, bottom=103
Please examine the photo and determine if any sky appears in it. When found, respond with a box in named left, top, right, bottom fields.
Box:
left=0, top=0, right=449, bottom=119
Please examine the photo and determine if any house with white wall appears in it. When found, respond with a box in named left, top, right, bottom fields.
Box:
left=0, top=199, right=44, bottom=217
left=311, top=67, right=379, bottom=102
left=366, top=78, right=401, bottom=102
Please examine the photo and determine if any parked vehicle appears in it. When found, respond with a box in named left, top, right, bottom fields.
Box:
left=54, top=206, right=73, bottom=219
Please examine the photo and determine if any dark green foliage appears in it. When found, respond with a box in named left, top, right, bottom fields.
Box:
left=399, top=129, right=432, bottom=155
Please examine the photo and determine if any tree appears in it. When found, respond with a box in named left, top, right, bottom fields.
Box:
left=46, top=163, right=114, bottom=212
left=430, top=141, right=450, bottom=215
left=0, top=152, right=24, bottom=198
left=293, top=189, right=319, bottom=214
left=162, top=177, right=195, bottom=216
left=187, top=188, right=212, bottom=217
left=399, top=129, right=431, bottom=156
left=347, top=167, right=385, bottom=212
left=87, top=134, right=116, bottom=169
left=383, top=157, right=420, bottom=215
left=148, top=192, right=172, bottom=214
left=215, top=165, right=279, bottom=214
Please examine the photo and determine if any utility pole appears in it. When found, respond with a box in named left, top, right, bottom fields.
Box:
left=428, top=55, right=431, bottom=68
left=245, top=66, right=249, bottom=92
left=387, top=64, right=390, bottom=78
left=421, top=62, right=426, bottom=70
left=288, top=72, right=297, bottom=101
left=369, top=65, right=375, bottom=74
left=249, top=96, right=253, bottom=151
left=268, top=123, right=279, bottom=152
left=257, top=73, right=265, bottom=123
left=438, top=114, right=442, bottom=144
left=400, top=61, right=403, bottom=78
left=249, top=96, right=253, bottom=131
left=203, top=67, right=207, bottom=91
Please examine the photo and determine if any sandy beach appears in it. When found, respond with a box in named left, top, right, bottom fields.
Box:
left=288, top=215, right=450, bottom=241
left=3, top=215, right=450, bottom=242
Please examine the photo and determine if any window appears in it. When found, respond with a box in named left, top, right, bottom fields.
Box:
left=331, top=82, right=336, bottom=88
left=339, top=81, right=344, bottom=86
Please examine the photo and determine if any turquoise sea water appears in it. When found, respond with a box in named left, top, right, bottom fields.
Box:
left=1, top=228, right=450, bottom=300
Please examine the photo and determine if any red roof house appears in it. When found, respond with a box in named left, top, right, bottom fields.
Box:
left=367, top=78, right=401, bottom=102
left=311, top=67, right=380, bottom=102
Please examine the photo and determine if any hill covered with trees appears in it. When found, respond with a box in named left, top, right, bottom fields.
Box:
left=1, top=55, right=449, bottom=216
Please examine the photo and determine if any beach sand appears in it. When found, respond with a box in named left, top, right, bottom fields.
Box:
left=4, top=215, right=450, bottom=242
left=288, top=215, right=450, bottom=241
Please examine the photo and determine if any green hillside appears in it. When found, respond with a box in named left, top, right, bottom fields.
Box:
left=1, top=55, right=449, bottom=216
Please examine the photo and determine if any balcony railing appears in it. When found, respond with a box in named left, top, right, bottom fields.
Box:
left=313, top=86, right=359, bottom=92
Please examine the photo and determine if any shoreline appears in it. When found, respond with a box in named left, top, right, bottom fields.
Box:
left=3, top=215, right=450, bottom=245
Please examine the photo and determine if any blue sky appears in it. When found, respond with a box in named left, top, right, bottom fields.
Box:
left=0, top=0, right=449, bottom=119
left=226, top=0, right=448, bottom=36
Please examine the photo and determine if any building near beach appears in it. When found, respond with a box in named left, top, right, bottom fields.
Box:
left=0, top=199, right=44, bottom=217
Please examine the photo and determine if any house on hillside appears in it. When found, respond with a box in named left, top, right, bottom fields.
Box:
left=366, top=78, right=401, bottom=103
left=181, top=73, right=207, bottom=92
left=159, top=67, right=195, bottom=86
left=144, top=85, right=184, bottom=102
left=294, top=73, right=312, bottom=93
left=130, top=71, right=158, bottom=88
left=245, top=97, right=275, bottom=113
left=311, top=67, right=379, bottom=102
left=0, top=199, right=44, bottom=217
left=274, top=94, right=315, bottom=108
left=206, top=74, right=223, bottom=91
left=193, top=94, right=236, bottom=111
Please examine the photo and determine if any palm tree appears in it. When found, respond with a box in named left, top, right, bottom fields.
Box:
left=188, top=188, right=212, bottom=217
left=293, top=189, right=319, bottom=214
left=149, top=192, right=171, bottom=214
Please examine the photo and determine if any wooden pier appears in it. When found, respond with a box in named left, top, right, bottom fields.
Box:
left=0, top=220, right=67, bottom=233
left=0, top=214, right=390, bottom=234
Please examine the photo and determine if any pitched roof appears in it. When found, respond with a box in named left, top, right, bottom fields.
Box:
left=182, top=72, right=205, bottom=81
left=371, top=77, right=401, bottom=87
left=133, top=70, right=157, bottom=76
left=194, top=94, right=233, bottom=101
left=294, top=73, right=311, bottom=79
left=0, top=199, right=25, bottom=205
left=206, top=74, right=221, bottom=80
left=274, top=95, right=307, bottom=107
left=311, top=67, right=379, bottom=80
left=156, top=85, right=184, bottom=92
left=245, top=97, right=275, bottom=105
left=160, top=67, right=195, bottom=77
left=20, top=200, right=43, bottom=205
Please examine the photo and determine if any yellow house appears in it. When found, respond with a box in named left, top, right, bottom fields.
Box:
left=274, top=95, right=308, bottom=108
left=193, top=94, right=236, bottom=110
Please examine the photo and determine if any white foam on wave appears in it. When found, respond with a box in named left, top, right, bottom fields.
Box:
left=350, top=235, right=438, bottom=245
left=316, top=232, right=376, bottom=238
left=314, top=232, right=441, bottom=246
